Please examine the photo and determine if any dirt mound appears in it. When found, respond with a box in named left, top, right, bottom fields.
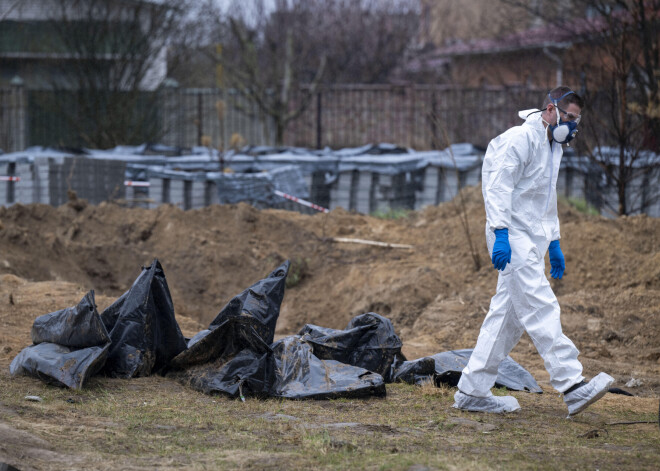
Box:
left=1, top=187, right=659, bottom=394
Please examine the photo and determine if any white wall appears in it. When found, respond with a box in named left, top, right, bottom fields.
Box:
left=1, top=0, right=168, bottom=91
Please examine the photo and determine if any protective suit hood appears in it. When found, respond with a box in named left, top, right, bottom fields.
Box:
left=519, top=109, right=548, bottom=136
left=518, top=109, right=542, bottom=121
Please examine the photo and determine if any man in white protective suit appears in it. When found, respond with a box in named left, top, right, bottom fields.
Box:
left=453, top=86, right=614, bottom=416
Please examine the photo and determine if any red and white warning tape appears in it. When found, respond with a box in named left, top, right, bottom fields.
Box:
left=274, top=189, right=329, bottom=213
left=121, top=182, right=327, bottom=213
left=124, top=180, right=151, bottom=187
left=0, top=176, right=20, bottom=182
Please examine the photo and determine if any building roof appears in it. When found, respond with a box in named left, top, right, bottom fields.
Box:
left=416, top=15, right=611, bottom=60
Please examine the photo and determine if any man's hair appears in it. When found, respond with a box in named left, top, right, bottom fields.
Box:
left=543, top=86, right=584, bottom=109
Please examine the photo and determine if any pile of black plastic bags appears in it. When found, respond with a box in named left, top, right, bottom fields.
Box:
left=10, top=260, right=542, bottom=399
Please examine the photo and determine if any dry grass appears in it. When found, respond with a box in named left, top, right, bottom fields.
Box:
left=0, top=369, right=658, bottom=471
left=0, top=277, right=658, bottom=470
left=419, top=378, right=453, bottom=398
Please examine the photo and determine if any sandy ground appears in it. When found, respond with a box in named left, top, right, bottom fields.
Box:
left=1, top=187, right=659, bottom=394
left=0, top=188, right=659, bottom=469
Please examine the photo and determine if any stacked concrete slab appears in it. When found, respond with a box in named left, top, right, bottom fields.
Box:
left=462, top=165, right=482, bottom=188
left=33, top=156, right=126, bottom=206
left=325, top=167, right=458, bottom=213
left=0, top=155, right=125, bottom=207
left=0, top=163, right=10, bottom=206
left=149, top=173, right=220, bottom=210
left=597, top=173, right=660, bottom=218
left=416, top=166, right=440, bottom=209
left=124, top=185, right=150, bottom=209
left=415, top=166, right=459, bottom=209
left=169, top=179, right=186, bottom=209
left=1, top=144, right=658, bottom=217
left=373, top=174, right=393, bottom=212
left=148, top=177, right=165, bottom=209
left=204, top=181, right=220, bottom=207
left=191, top=180, right=206, bottom=209
left=325, top=161, right=482, bottom=214
left=15, top=162, right=34, bottom=204
left=556, top=166, right=586, bottom=200
left=329, top=171, right=354, bottom=211
left=354, top=172, right=373, bottom=214
left=0, top=161, right=39, bottom=206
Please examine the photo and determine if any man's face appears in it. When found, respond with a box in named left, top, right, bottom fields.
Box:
left=554, top=102, right=581, bottom=125
left=543, top=101, right=582, bottom=142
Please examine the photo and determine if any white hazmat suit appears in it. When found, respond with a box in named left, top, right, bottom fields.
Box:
left=457, top=109, right=585, bottom=401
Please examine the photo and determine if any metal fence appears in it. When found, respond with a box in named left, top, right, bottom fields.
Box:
left=156, top=85, right=540, bottom=151
left=160, top=87, right=276, bottom=150
left=0, top=86, right=276, bottom=152
left=287, top=85, right=542, bottom=150
left=1, top=84, right=546, bottom=153
left=0, top=85, right=26, bottom=153
left=6, top=84, right=645, bottom=154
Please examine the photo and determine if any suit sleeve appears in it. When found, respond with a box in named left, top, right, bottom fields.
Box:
left=482, top=130, right=529, bottom=232
left=551, top=203, right=561, bottom=241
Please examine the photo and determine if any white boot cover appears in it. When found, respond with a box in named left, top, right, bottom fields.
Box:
left=452, top=390, right=520, bottom=413
left=564, top=372, right=614, bottom=417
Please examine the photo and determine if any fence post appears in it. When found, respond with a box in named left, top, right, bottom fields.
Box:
left=10, top=76, right=25, bottom=152
left=316, top=90, right=322, bottom=149
left=162, top=78, right=180, bottom=148
left=197, top=92, right=203, bottom=146
left=409, top=85, right=415, bottom=149
left=220, top=88, right=227, bottom=155
left=430, top=90, right=438, bottom=149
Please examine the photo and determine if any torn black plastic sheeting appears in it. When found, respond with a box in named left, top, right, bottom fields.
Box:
left=169, top=260, right=289, bottom=370
left=170, top=349, right=273, bottom=398
left=298, top=312, right=406, bottom=382
left=391, top=349, right=543, bottom=393
left=168, top=261, right=289, bottom=398
left=9, top=291, right=110, bottom=389
left=270, top=335, right=387, bottom=400
left=101, top=259, right=187, bottom=378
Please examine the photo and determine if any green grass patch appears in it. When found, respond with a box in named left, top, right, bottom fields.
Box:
left=1, top=372, right=658, bottom=470
left=561, top=196, right=600, bottom=216
left=285, top=256, right=310, bottom=288
left=371, top=208, right=411, bottom=220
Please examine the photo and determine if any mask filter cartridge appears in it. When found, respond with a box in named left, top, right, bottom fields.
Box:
left=548, top=91, right=579, bottom=144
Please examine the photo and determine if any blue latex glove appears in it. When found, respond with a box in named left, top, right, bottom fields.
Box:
left=548, top=239, right=565, bottom=279
left=491, top=228, right=511, bottom=271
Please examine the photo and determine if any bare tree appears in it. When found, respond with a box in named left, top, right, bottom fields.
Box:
left=317, top=0, right=420, bottom=84
left=500, top=0, right=660, bottom=216
left=577, top=0, right=660, bottom=216
left=186, top=0, right=324, bottom=145
left=416, top=0, right=531, bottom=49
left=38, top=0, right=187, bottom=149
left=182, top=0, right=419, bottom=145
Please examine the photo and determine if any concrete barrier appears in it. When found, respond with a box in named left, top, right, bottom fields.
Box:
left=1, top=145, right=657, bottom=217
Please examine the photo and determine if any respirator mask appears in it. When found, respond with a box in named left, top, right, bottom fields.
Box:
left=547, top=91, right=581, bottom=145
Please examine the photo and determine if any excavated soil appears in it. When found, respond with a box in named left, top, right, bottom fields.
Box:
left=1, top=187, right=659, bottom=396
